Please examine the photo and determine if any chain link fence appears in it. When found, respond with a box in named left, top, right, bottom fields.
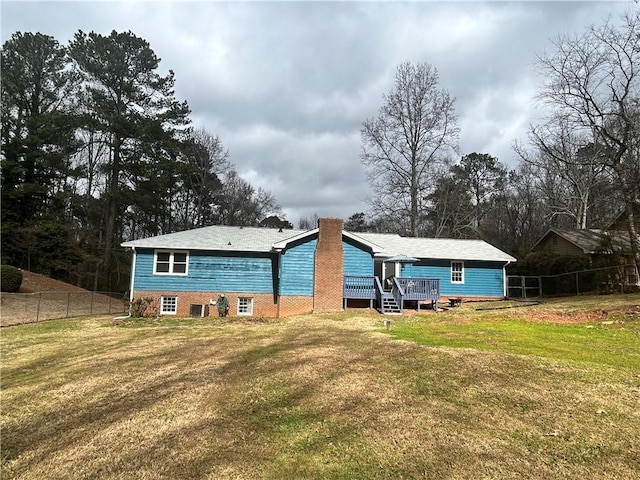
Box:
left=0, top=291, right=126, bottom=327
left=508, top=264, right=639, bottom=298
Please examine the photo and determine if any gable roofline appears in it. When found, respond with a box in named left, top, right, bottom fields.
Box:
left=606, top=208, right=625, bottom=231
left=271, top=228, right=319, bottom=251
left=532, top=227, right=634, bottom=255
left=271, top=228, right=386, bottom=254
left=341, top=231, right=387, bottom=254
left=605, top=198, right=640, bottom=231
left=532, top=227, right=603, bottom=254
left=530, top=228, right=588, bottom=254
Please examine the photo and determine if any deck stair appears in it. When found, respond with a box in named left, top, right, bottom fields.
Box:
left=343, top=275, right=440, bottom=314
left=381, top=295, right=401, bottom=314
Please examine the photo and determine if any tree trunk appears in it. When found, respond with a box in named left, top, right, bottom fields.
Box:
left=579, top=190, right=589, bottom=229
left=103, top=135, right=121, bottom=289
left=411, top=171, right=418, bottom=237
left=623, top=197, right=640, bottom=278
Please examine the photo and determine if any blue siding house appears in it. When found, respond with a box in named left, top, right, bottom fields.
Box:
left=122, top=218, right=515, bottom=317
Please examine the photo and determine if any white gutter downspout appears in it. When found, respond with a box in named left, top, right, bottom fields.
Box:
left=129, top=247, right=137, bottom=305
left=503, top=260, right=511, bottom=298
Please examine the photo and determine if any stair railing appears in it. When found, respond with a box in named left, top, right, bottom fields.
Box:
left=374, top=276, right=385, bottom=311
left=391, top=277, right=405, bottom=313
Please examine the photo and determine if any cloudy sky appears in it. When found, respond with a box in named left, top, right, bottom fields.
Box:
left=1, top=0, right=631, bottom=226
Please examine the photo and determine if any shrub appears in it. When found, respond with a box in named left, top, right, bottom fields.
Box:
left=1, top=265, right=23, bottom=292
left=508, top=252, right=628, bottom=295
left=508, top=252, right=592, bottom=276
left=128, top=297, right=155, bottom=318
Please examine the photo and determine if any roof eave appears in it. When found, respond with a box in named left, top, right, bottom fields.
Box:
left=272, top=228, right=319, bottom=251
left=272, top=229, right=386, bottom=254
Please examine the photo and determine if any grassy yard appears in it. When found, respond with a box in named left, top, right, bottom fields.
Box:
left=1, top=294, right=639, bottom=479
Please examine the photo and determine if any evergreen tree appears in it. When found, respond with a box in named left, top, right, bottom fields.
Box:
left=68, top=30, right=190, bottom=289
left=1, top=32, right=79, bottom=274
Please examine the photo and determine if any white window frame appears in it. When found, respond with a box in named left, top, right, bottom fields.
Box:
left=237, top=297, right=254, bottom=316
left=451, top=261, right=464, bottom=284
left=153, top=250, right=189, bottom=276
left=160, top=296, right=178, bottom=315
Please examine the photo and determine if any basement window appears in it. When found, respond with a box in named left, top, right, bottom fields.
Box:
left=451, top=261, right=464, bottom=284
left=160, top=296, right=178, bottom=315
left=154, top=250, right=189, bottom=275
left=237, top=297, right=254, bottom=316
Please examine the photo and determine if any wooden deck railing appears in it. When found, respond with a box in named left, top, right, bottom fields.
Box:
left=343, top=275, right=377, bottom=299
left=396, top=277, right=440, bottom=301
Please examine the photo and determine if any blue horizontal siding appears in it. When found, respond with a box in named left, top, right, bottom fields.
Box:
left=280, top=236, right=374, bottom=295
left=134, top=233, right=376, bottom=298
left=134, top=249, right=275, bottom=293
left=280, top=238, right=317, bottom=296
left=343, top=239, right=374, bottom=276
left=402, top=260, right=505, bottom=297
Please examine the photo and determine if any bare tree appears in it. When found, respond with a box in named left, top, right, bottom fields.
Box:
left=361, top=62, right=459, bottom=237
left=217, top=170, right=280, bottom=226
left=177, top=127, right=230, bottom=229
left=500, top=165, right=549, bottom=256
left=537, top=8, right=640, bottom=270
left=298, top=213, right=319, bottom=230
left=515, top=119, right=611, bottom=229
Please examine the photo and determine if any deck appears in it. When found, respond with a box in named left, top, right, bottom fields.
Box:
left=343, top=276, right=440, bottom=313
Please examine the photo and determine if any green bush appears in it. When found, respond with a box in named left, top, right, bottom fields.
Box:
left=508, top=252, right=592, bottom=276
left=507, top=252, right=627, bottom=295
left=1, top=265, right=23, bottom=292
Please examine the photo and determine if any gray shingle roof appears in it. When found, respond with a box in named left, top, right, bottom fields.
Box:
left=122, top=226, right=516, bottom=262
left=535, top=228, right=634, bottom=254
left=121, top=226, right=308, bottom=252
left=355, top=233, right=516, bottom=262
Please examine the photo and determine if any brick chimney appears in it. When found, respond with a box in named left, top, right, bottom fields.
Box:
left=313, top=218, right=344, bottom=312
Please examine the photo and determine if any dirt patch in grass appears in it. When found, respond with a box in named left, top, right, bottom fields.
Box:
left=516, top=309, right=610, bottom=324
left=516, top=297, right=640, bottom=324
left=437, top=294, right=640, bottom=325
left=18, top=270, right=88, bottom=293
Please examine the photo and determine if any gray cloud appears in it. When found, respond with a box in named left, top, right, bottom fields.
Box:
left=1, top=0, right=628, bottom=226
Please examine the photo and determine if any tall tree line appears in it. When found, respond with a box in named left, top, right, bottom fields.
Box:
left=358, top=7, right=639, bottom=270
left=1, top=30, right=282, bottom=291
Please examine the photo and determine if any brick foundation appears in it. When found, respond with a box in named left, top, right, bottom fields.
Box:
left=313, top=218, right=344, bottom=312
left=131, top=291, right=315, bottom=319
left=277, top=295, right=314, bottom=317
left=132, top=291, right=279, bottom=318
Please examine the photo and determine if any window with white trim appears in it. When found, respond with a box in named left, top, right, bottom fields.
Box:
left=154, top=250, right=188, bottom=275
left=160, top=296, right=178, bottom=315
left=451, top=261, right=464, bottom=284
left=237, top=297, right=254, bottom=316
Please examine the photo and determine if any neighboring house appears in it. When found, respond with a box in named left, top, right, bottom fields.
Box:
left=606, top=200, right=640, bottom=233
left=121, top=218, right=516, bottom=317
left=531, top=227, right=639, bottom=286
left=531, top=228, right=634, bottom=257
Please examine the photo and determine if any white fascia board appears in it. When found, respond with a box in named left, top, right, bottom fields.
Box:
left=272, top=229, right=387, bottom=255
left=272, top=228, right=319, bottom=251
left=342, top=231, right=386, bottom=255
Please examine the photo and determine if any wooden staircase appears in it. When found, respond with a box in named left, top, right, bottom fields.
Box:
left=381, top=295, right=401, bottom=314
left=343, top=275, right=440, bottom=315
